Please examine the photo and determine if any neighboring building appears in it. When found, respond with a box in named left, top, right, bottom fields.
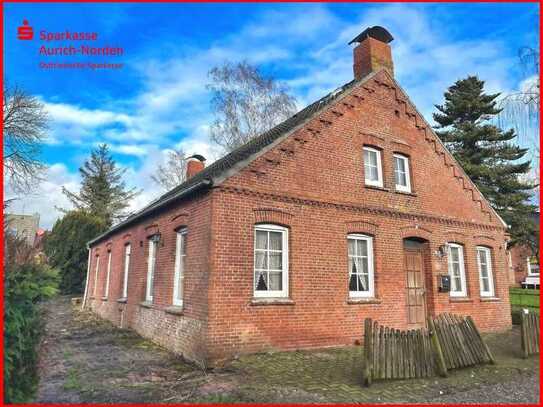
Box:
left=5, top=213, right=40, bottom=247
left=85, top=26, right=512, bottom=366
left=508, top=213, right=539, bottom=289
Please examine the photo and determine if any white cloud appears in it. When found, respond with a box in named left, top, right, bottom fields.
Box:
left=16, top=3, right=536, bottom=229
left=4, top=164, right=79, bottom=230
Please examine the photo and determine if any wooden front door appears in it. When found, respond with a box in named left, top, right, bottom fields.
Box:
left=404, top=248, right=427, bottom=328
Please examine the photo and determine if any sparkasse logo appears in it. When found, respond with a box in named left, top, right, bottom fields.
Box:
left=17, top=20, right=33, bottom=40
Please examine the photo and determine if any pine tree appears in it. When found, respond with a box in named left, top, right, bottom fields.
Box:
left=433, top=76, right=538, bottom=248
left=62, top=144, right=140, bottom=227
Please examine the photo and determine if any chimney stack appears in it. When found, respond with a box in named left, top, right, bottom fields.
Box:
left=186, top=154, right=206, bottom=179
left=349, top=26, right=394, bottom=80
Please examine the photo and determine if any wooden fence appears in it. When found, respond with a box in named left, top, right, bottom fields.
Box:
left=362, top=313, right=494, bottom=386
left=520, top=312, right=540, bottom=357
left=431, top=313, right=494, bottom=370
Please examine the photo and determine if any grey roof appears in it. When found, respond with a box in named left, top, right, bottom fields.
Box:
left=88, top=77, right=358, bottom=246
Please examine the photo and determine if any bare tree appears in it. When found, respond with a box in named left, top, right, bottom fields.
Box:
left=151, top=148, right=187, bottom=191
left=3, top=84, right=48, bottom=193
left=498, top=47, right=540, bottom=200
left=208, top=61, right=297, bottom=152
left=498, top=47, right=539, bottom=153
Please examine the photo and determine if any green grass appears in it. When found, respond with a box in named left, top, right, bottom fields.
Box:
left=509, top=288, right=539, bottom=309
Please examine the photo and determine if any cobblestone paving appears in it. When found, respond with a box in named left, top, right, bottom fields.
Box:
left=36, top=297, right=539, bottom=403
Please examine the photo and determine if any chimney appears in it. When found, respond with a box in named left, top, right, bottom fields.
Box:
left=349, top=26, right=394, bottom=80
left=186, top=154, right=206, bottom=179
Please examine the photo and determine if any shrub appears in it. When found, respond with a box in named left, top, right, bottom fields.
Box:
left=4, top=260, right=59, bottom=403
left=44, top=210, right=106, bottom=294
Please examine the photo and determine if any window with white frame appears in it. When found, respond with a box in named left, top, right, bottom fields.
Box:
left=254, top=224, right=288, bottom=298
left=447, top=243, right=467, bottom=297
left=146, top=236, right=158, bottom=302
left=347, top=234, right=375, bottom=298
left=122, top=244, right=131, bottom=299
left=476, top=246, right=494, bottom=297
left=363, top=147, right=383, bottom=187
left=527, top=256, right=540, bottom=275
left=172, top=228, right=187, bottom=306
left=104, top=250, right=112, bottom=298
left=93, top=256, right=100, bottom=296
left=393, top=154, right=411, bottom=192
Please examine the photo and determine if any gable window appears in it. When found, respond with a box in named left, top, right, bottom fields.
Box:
left=447, top=243, right=467, bottom=297
left=93, top=256, right=100, bottom=297
left=476, top=246, right=494, bottom=297
left=172, top=229, right=187, bottom=306
left=347, top=234, right=375, bottom=298
left=393, top=154, right=411, bottom=192
left=527, top=256, right=540, bottom=275
left=104, top=250, right=112, bottom=298
left=363, top=147, right=383, bottom=187
left=254, top=224, right=288, bottom=298
left=146, top=236, right=159, bottom=302
left=122, top=244, right=131, bottom=299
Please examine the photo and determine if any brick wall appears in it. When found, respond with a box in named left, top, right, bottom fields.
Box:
left=509, top=243, right=537, bottom=286
left=87, top=191, right=212, bottom=365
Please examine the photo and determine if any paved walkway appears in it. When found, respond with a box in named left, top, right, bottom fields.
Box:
left=36, top=296, right=539, bottom=403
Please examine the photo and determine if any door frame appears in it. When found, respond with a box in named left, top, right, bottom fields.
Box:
left=404, top=245, right=428, bottom=329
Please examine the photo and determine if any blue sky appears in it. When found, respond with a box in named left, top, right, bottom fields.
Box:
left=4, top=2, right=540, bottom=228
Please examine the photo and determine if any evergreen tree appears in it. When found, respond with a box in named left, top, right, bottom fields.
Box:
left=62, top=144, right=140, bottom=226
left=433, top=76, right=538, bottom=248
left=44, top=210, right=107, bottom=294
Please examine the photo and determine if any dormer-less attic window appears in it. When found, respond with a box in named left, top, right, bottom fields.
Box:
left=363, top=147, right=383, bottom=188
left=393, top=154, right=411, bottom=193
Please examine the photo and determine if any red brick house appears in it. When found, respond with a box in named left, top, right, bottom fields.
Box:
left=508, top=213, right=539, bottom=288
left=84, top=26, right=512, bottom=366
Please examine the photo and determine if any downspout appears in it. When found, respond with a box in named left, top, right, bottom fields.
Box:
left=81, top=247, right=91, bottom=310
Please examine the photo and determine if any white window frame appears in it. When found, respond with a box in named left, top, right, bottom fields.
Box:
left=476, top=246, right=494, bottom=297
left=172, top=229, right=187, bottom=307
left=253, top=224, right=289, bottom=298
left=347, top=234, right=375, bottom=298
left=146, top=238, right=158, bottom=302
left=393, top=153, right=411, bottom=193
left=122, top=244, right=131, bottom=299
left=104, top=250, right=112, bottom=298
left=527, top=256, right=540, bottom=275
left=447, top=243, right=467, bottom=297
left=93, top=255, right=100, bottom=296
left=363, top=147, right=383, bottom=188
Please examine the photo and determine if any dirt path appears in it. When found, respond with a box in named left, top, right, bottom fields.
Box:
left=36, top=296, right=238, bottom=403
left=36, top=296, right=539, bottom=403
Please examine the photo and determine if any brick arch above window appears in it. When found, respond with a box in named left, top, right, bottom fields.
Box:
left=444, top=230, right=468, bottom=243
left=122, top=232, right=132, bottom=242
left=170, top=212, right=189, bottom=230
left=253, top=208, right=294, bottom=226
left=345, top=220, right=378, bottom=236
left=144, top=223, right=160, bottom=237
left=473, top=234, right=496, bottom=245
left=400, top=224, right=432, bottom=240
left=105, top=241, right=113, bottom=249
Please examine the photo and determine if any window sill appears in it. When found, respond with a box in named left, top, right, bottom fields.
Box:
left=347, top=298, right=382, bottom=305
left=164, top=306, right=184, bottom=315
left=449, top=297, right=473, bottom=303
left=101, top=296, right=108, bottom=301
left=394, top=190, right=417, bottom=197
left=480, top=297, right=501, bottom=302
left=117, top=297, right=127, bottom=304
left=88, top=296, right=95, bottom=300
left=139, top=301, right=153, bottom=309
left=250, top=298, right=295, bottom=306
left=364, top=185, right=389, bottom=192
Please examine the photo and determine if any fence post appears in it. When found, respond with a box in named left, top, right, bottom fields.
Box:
left=428, top=317, right=448, bottom=377
left=363, top=318, right=373, bottom=386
